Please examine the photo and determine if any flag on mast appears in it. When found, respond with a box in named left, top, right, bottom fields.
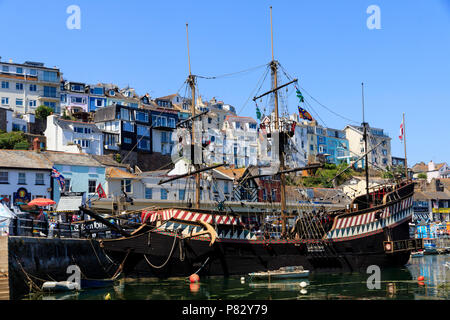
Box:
left=96, top=183, right=106, bottom=198
left=399, top=119, right=404, bottom=141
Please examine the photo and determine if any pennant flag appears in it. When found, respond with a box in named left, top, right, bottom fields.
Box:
left=51, top=167, right=65, bottom=191
left=256, top=106, right=262, bottom=120
left=296, top=89, right=304, bottom=103
left=399, top=120, right=404, bottom=141
left=96, top=183, right=107, bottom=199
left=298, top=106, right=313, bottom=121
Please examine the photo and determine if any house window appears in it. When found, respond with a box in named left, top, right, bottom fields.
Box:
left=1, top=97, right=9, bottom=105
left=145, top=188, right=152, bottom=199
left=71, top=96, right=85, bottom=104
left=16, top=99, right=23, bottom=107
left=160, top=188, right=168, bottom=200
left=64, top=179, right=71, bottom=192
left=123, top=121, right=134, bottom=132
left=121, top=179, right=132, bottom=193
left=120, top=108, right=130, bottom=121
left=16, top=83, right=23, bottom=90
left=43, top=86, right=57, bottom=98
left=123, top=137, right=132, bottom=144
left=138, top=139, right=150, bottom=150
left=88, top=180, right=96, bottom=193
left=136, top=111, right=148, bottom=122
left=29, top=69, right=37, bottom=76
left=35, top=173, right=44, bottom=185
left=1, top=81, right=9, bottom=89
left=18, top=173, right=26, bottom=184
left=29, top=84, right=37, bottom=91
left=96, top=99, right=103, bottom=107
left=137, top=125, right=149, bottom=137
left=84, top=128, right=91, bottom=134
left=16, top=67, right=23, bottom=74
left=168, top=117, right=176, bottom=128
left=179, top=189, right=185, bottom=200
left=29, top=100, right=37, bottom=107
left=0, top=172, right=8, bottom=184
left=42, top=71, right=58, bottom=82
left=2, top=66, right=9, bottom=72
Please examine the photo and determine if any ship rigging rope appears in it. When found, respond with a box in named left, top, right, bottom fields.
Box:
left=195, top=63, right=268, bottom=80
left=278, top=63, right=359, bottom=125
left=143, top=231, right=179, bottom=269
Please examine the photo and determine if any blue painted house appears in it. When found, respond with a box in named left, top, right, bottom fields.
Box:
left=43, top=151, right=106, bottom=203
left=88, top=85, right=107, bottom=112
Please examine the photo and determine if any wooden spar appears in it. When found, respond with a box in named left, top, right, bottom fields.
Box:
left=176, top=110, right=209, bottom=127
left=186, top=23, right=201, bottom=209
left=249, top=164, right=324, bottom=180
left=79, top=207, right=131, bottom=237
left=269, top=6, right=287, bottom=235
left=252, top=78, right=298, bottom=101
left=362, top=82, right=370, bottom=204
left=158, top=163, right=225, bottom=185
left=403, top=112, right=408, bottom=179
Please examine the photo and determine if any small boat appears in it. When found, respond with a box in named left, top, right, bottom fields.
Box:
left=42, top=278, right=115, bottom=292
left=249, top=266, right=310, bottom=280
left=42, top=281, right=80, bottom=292
left=411, top=250, right=424, bottom=258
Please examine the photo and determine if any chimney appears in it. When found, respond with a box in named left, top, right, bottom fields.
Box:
left=33, top=138, right=40, bottom=153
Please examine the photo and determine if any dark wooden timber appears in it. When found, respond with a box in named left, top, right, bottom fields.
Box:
left=176, top=110, right=209, bottom=128
left=252, top=78, right=298, bottom=101
left=158, top=163, right=225, bottom=185
left=79, top=207, right=131, bottom=237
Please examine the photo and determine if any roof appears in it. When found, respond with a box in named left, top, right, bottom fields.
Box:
left=55, top=118, right=102, bottom=134
left=414, top=190, right=450, bottom=200
left=215, top=167, right=246, bottom=180
left=156, top=94, right=178, bottom=100
left=412, top=162, right=428, bottom=173
left=106, top=167, right=139, bottom=179
left=0, top=150, right=52, bottom=170
left=43, top=151, right=104, bottom=167
left=91, top=155, right=128, bottom=168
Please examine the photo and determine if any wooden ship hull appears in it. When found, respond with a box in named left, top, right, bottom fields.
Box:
left=97, top=181, right=423, bottom=277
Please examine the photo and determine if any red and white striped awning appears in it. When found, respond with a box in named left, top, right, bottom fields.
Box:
left=141, top=208, right=241, bottom=225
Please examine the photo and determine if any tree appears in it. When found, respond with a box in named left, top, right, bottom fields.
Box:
left=0, top=131, right=29, bottom=149
left=417, top=172, right=427, bottom=180
left=35, top=105, right=53, bottom=120
left=301, top=162, right=355, bottom=188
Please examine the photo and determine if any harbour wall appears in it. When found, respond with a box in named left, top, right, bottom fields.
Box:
left=5, top=236, right=114, bottom=299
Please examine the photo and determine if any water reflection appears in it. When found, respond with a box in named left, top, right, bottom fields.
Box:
left=28, top=254, right=449, bottom=300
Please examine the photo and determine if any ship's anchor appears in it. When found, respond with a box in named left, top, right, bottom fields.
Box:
left=182, top=220, right=218, bottom=246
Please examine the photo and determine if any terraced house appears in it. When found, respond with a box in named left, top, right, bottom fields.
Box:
left=0, top=59, right=61, bottom=114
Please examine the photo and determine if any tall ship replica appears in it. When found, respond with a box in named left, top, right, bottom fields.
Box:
left=82, top=7, right=423, bottom=277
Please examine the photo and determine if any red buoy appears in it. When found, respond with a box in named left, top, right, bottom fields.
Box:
left=189, top=273, right=200, bottom=283
left=417, top=275, right=425, bottom=281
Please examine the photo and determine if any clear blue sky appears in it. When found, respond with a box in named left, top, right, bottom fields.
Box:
left=1, top=0, right=449, bottom=166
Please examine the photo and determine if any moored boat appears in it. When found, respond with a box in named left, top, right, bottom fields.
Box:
left=249, top=266, right=309, bottom=280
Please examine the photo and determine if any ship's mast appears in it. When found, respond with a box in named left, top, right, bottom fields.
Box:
left=402, top=112, right=408, bottom=180
left=186, top=23, right=201, bottom=209
left=269, top=6, right=287, bottom=235
left=361, top=82, right=370, bottom=204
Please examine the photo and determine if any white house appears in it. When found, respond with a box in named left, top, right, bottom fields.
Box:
left=0, top=60, right=61, bottom=114
left=45, top=115, right=104, bottom=155
left=222, top=115, right=258, bottom=168
left=0, top=150, right=53, bottom=207
left=343, top=125, right=391, bottom=170
left=427, top=161, right=450, bottom=182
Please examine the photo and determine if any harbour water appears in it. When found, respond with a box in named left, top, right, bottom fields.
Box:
left=27, top=254, right=449, bottom=300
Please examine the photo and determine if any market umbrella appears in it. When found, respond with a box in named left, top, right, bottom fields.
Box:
left=27, top=198, right=56, bottom=207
